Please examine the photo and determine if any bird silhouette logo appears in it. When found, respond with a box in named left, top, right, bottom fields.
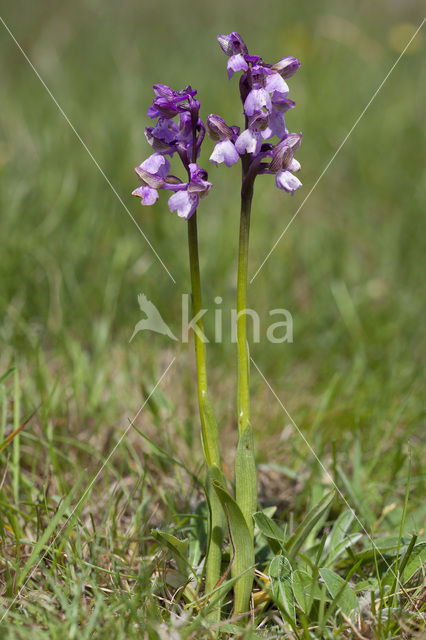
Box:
left=129, top=294, right=178, bottom=342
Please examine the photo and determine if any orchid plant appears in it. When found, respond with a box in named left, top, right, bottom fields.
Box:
left=132, top=32, right=303, bottom=621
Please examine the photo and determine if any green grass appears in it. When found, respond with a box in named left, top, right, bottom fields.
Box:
left=0, top=0, right=425, bottom=637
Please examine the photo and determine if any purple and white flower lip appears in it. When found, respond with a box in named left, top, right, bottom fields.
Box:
left=132, top=84, right=212, bottom=219
left=227, top=54, right=248, bottom=79
left=168, top=164, right=212, bottom=220
left=235, top=128, right=262, bottom=156
left=275, top=168, right=302, bottom=194
left=210, top=139, right=240, bottom=167
left=132, top=185, right=159, bottom=206
left=206, top=114, right=240, bottom=167
left=264, top=132, right=303, bottom=194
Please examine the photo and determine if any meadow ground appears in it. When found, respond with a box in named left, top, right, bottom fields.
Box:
left=0, top=1, right=425, bottom=637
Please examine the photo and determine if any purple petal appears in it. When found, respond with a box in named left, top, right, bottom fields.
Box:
left=146, top=104, right=160, bottom=119
left=132, top=185, right=159, bottom=205
left=245, top=54, right=261, bottom=65
left=168, top=190, right=199, bottom=219
left=209, top=140, right=240, bottom=167
left=265, top=73, right=289, bottom=98
left=250, top=65, right=269, bottom=90
left=152, top=97, right=181, bottom=118
left=151, top=118, right=180, bottom=143
left=275, top=170, right=302, bottom=194
left=178, top=111, right=193, bottom=143
left=243, top=89, right=272, bottom=117
left=261, top=111, right=287, bottom=140
left=145, top=118, right=180, bottom=154
left=227, top=54, right=248, bottom=79
left=140, top=153, right=170, bottom=177
left=153, top=84, right=176, bottom=99
left=188, top=163, right=212, bottom=196
left=189, top=163, right=208, bottom=183
left=235, top=128, right=262, bottom=155
left=152, top=84, right=197, bottom=101
left=272, top=97, right=296, bottom=113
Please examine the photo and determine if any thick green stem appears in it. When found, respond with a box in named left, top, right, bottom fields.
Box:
left=188, top=215, right=208, bottom=415
left=233, top=179, right=258, bottom=615
left=187, top=214, right=224, bottom=615
left=236, top=185, right=253, bottom=437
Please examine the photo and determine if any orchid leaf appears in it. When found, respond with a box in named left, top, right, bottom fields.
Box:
left=212, top=480, right=255, bottom=614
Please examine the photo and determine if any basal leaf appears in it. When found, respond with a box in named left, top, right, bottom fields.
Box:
left=204, top=463, right=226, bottom=619
left=212, top=480, right=255, bottom=614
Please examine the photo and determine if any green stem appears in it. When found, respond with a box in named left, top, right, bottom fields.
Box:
left=187, top=213, right=224, bottom=615
left=187, top=215, right=207, bottom=412
left=236, top=184, right=253, bottom=437
left=187, top=214, right=221, bottom=467
left=233, top=178, right=258, bottom=614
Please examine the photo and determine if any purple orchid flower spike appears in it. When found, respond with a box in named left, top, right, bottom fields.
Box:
left=213, top=31, right=302, bottom=195
left=132, top=84, right=212, bottom=219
